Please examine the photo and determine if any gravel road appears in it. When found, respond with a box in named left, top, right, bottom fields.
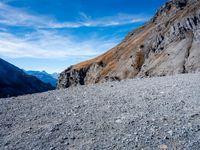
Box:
left=0, top=73, right=200, bottom=150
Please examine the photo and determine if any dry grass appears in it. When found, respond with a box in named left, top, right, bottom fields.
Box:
left=100, top=61, right=116, bottom=77
left=134, top=51, right=145, bottom=71
left=71, top=1, right=200, bottom=80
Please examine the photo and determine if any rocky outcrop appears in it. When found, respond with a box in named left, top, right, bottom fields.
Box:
left=58, top=66, right=89, bottom=88
left=57, top=0, right=200, bottom=89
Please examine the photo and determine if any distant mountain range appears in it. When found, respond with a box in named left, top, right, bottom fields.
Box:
left=51, top=72, right=59, bottom=80
left=26, top=71, right=59, bottom=87
left=0, top=58, right=55, bottom=98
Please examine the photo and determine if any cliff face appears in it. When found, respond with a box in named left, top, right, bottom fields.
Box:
left=57, top=0, right=200, bottom=89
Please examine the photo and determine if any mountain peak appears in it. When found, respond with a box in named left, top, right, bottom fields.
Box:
left=26, top=70, right=58, bottom=87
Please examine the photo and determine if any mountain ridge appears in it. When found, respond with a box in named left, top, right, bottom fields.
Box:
left=0, top=58, right=54, bottom=98
left=26, top=70, right=58, bottom=87
left=57, top=0, right=200, bottom=89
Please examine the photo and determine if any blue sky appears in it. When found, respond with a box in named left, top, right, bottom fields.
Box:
left=0, top=0, right=167, bottom=73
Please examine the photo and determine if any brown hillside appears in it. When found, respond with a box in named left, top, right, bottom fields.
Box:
left=58, top=0, right=200, bottom=89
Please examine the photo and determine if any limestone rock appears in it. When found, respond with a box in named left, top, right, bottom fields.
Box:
left=57, top=0, right=200, bottom=89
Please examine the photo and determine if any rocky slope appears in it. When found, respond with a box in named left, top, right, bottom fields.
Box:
left=0, top=58, right=54, bottom=98
left=58, top=0, right=200, bottom=89
left=1, top=73, right=200, bottom=149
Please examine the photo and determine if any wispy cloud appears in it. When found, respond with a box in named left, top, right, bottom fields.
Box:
left=0, top=1, right=149, bottom=72
left=0, top=30, right=118, bottom=59
left=0, top=2, right=149, bottom=29
left=0, top=2, right=56, bottom=28
left=0, top=2, right=125, bottom=60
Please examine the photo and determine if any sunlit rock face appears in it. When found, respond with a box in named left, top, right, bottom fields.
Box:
left=57, top=0, right=200, bottom=89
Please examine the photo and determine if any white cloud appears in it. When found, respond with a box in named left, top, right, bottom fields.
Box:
left=0, top=2, right=56, bottom=28
left=0, top=1, right=150, bottom=72
left=0, top=30, right=118, bottom=59
left=0, top=2, right=149, bottom=29
left=0, top=1, right=148, bottom=60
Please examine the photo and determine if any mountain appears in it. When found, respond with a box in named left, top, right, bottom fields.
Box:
left=51, top=72, right=59, bottom=80
left=26, top=71, right=58, bottom=87
left=0, top=58, right=54, bottom=98
left=57, top=0, right=200, bottom=89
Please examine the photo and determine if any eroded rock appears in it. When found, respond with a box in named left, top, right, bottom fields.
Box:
left=57, top=0, right=200, bottom=89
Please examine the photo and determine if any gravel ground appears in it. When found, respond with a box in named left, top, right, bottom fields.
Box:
left=0, top=73, right=200, bottom=150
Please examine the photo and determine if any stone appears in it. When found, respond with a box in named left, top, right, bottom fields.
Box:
left=158, top=144, right=168, bottom=149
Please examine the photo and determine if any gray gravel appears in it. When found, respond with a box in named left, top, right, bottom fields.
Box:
left=0, top=73, right=200, bottom=150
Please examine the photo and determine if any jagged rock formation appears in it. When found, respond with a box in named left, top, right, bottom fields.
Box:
left=0, top=58, right=54, bottom=98
left=58, top=0, right=200, bottom=89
